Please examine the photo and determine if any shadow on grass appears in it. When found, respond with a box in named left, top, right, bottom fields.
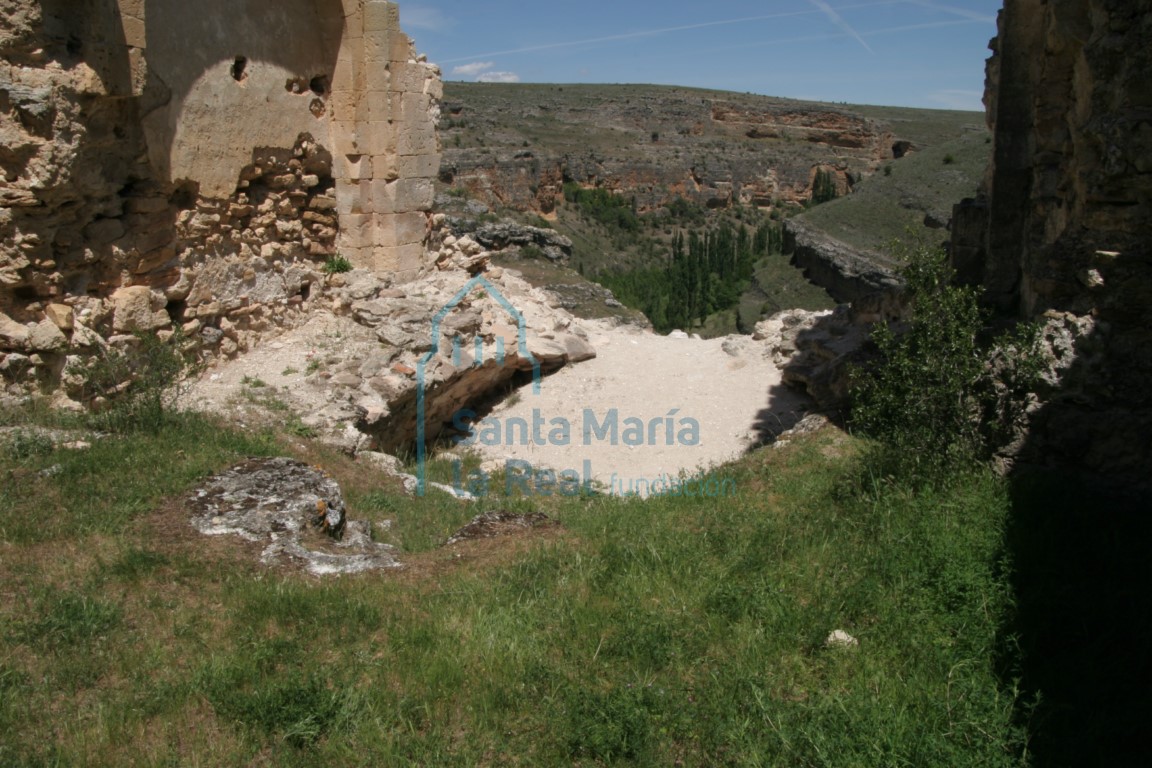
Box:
left=1003, top=472, right=1152, bottom=766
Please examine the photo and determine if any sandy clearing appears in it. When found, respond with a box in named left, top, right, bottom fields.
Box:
left=467, top=320, right=810, bottom=494
left=183, top=314, right=812, bottom=495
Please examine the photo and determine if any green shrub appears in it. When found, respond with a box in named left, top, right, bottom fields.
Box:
left=322, top=254, right=353, bottom=274
left=3, top=428, right=55, bottom=463
left=851, top=239, right=1043, bottom=484
left=79, top=330, right=192, bottom=434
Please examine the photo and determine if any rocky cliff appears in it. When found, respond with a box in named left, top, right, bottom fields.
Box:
left=784, top=219, right=902, bottom=304
left=951, top=0, right=1152, bottom=486
left=438, top=84, right=899, bottom=216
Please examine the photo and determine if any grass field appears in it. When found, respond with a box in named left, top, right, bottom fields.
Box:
left=0, top=400, right=1039, bottom=766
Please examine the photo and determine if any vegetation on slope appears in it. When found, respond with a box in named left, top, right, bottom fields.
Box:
left=795, top=129, right=990, bottom=257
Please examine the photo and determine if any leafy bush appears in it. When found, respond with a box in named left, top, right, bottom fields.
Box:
left=79, top=330, right=192, bottom=434
left=852, top=240, right=1043, bottom=484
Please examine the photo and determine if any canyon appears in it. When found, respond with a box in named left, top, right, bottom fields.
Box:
left=1, top=0, right=1149, bottom=489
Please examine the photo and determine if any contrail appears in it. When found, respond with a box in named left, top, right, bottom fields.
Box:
left=807, top=0, right=874, bottom=53
left=712, top=18, right=991, bottom=55
left=439, top=10, right=813, bottom=63
left=903, top=0, right=997, bottom=23
left=438, top=1, right=901, bottom=64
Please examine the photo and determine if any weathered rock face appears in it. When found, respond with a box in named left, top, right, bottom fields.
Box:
left=952, top=0, right=1152, bottom=487
left=783, top=219, right=902, bottom=303
left=0, top=0, right=442, bottom=399
left=439, top=84, right=896, bottom=216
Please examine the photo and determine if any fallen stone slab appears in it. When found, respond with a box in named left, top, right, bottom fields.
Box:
left=445, top=510, right=558, bottom=545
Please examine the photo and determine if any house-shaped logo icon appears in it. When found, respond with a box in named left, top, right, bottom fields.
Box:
left=415, top=275, right=540, bottom=495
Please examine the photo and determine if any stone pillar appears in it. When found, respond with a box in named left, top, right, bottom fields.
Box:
left=332, top=0, right=442, bottom=281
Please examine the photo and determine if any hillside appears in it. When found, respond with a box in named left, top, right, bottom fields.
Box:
left=440, top=83, right=984, bottom=218
left=438, top=83, right=988, bottom=330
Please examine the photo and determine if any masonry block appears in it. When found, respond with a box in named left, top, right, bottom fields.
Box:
left=395, top=178, right=435, bottom=211
left=397, top=153, right=440, bottom=180
left=362, top=1, right=400, bottom=33
left=373, top=149, right=400, bottom=181
left=366, top=91, right=395, bottom=124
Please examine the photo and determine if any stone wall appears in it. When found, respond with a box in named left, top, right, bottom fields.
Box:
left=0, top=0, right=442, bottom=400
left=952, top=0, right=1152, bottom=487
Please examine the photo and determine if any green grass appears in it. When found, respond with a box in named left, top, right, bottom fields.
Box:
left=0, top=400, right=1044, bottom=765
left=795, top=129, right=990, bottom=257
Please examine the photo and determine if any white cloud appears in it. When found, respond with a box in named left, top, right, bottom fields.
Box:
left=452, top=61, right=496, bottom=77
left=402, top=6, right=451, bottom=32
left=477, top=71, right=521, bottom=84
left=928, top=89, right=984, bottom=111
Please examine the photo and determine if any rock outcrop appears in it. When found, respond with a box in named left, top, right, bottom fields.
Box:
left=950, top=0, right=1152, bottom=487
left=783, top=219, right=903, bottom=303
left=184, top=240, right=598, bottom=456
left=188, top=456, right=400, bottom=575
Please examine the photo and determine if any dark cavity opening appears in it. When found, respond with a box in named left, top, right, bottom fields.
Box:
left=165, top=299, right=187, bottom=324
left=231, top=56, right=248, bottom=82
left=309, top=75, right=329, bottom=96
left=169, top=181, right=199, bottom=210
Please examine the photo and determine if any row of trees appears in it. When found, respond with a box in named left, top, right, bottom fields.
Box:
left=598, top=221, right=783, bottom=333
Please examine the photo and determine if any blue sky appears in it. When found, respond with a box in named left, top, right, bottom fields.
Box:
left=399, top=1, right=1001, bottom=110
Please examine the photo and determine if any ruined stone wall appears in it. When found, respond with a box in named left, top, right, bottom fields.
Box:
left=952, top=0, right=1152, bottom=486
left=0, top=0, right=441, bottom=400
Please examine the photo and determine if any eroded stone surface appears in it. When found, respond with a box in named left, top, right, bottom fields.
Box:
left=187, top=457, right=399, bottom=575
left=0, top=0, right=442, bottom=400
left=184, top=261, right=598, bottom=455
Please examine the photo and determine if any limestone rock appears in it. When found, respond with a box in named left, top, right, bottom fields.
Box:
left=45, top=303, right=74, bottom=331
left=26, top=320, right=68, bottom=352
left=784, top=218, right=902, bottom=303
left=112, top=286, right=170, bottom=333
left=188, top=457, right=399, bottom=575
left=445, top=511, right=558, bottom=545
left=825, top=629, right=859, bottom=649
left=0, top=312, right=30, bottom=350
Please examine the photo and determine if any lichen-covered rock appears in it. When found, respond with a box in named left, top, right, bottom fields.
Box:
left=188, top=457, right=399, bottom=575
